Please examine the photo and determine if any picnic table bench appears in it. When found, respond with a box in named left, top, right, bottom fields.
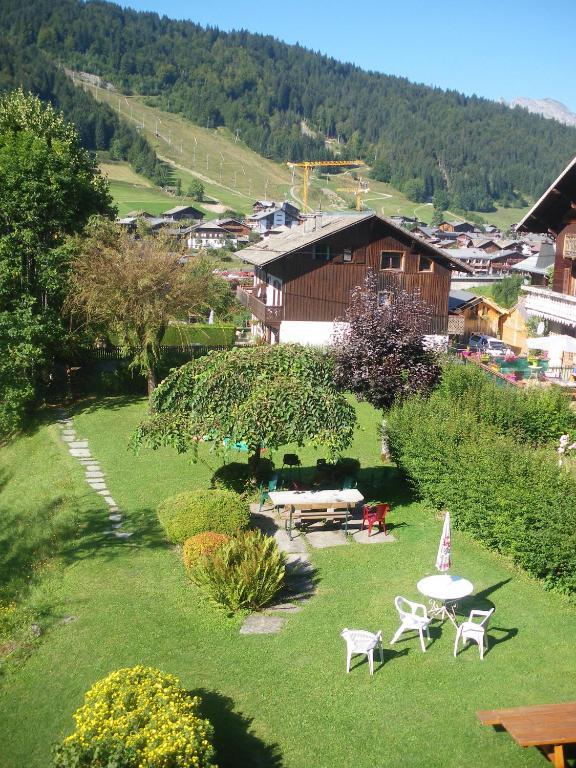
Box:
left=268, top=489, right=364, bottom=540
left=478, top=702, right=576, bottom=767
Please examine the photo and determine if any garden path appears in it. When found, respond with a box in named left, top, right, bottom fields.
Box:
left=56, top=409, right=133, bottom=540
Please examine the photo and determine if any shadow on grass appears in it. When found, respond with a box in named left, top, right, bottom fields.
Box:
left=59, top=498, right=170, bottom=569
left=348, top=646, right=409, bottom=675
left=192, top=688, right=284, bottom=768
left=67, top=394, right=148, bottom=418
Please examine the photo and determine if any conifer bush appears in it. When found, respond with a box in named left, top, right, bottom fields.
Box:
left=52, top=665, right=215, bottom=767
left=190, top=530, right=286, bottom=612
left=157, top=489, right=249, bottom=543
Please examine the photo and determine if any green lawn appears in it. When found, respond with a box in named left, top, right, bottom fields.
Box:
left=162, top=323, right=236, bottom=346
left=0, top=397, right=574, bottom=767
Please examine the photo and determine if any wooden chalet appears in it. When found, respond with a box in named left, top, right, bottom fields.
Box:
left=237, top=212, right=472, bottom=344
left=517, top=155, right=576, bottom=336
left=213, top=218, right=252, bottom=237
left=162, top=205, right=204, bottom=222
left=438, top=219, right=476, bottom=233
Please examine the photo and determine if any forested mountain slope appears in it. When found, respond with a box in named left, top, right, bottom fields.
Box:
left=0, top=36, right=166, bottom=186
left=1, top=0, right=575, bottom=211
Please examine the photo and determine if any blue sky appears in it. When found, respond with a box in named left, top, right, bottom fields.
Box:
left=119, top=0, right=576, bottom=111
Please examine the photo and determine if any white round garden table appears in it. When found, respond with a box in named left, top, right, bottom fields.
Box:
left=417, top=574, right=473, bottom=627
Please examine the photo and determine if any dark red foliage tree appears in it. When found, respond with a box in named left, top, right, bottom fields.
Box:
left=333, top=271, right=440, bottom=410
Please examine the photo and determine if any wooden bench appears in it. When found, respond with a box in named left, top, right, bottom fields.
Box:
left=478, top=702, right=576, bottom=768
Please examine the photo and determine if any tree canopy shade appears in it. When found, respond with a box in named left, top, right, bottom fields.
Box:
left=0, top=89, right=112, bottom=435
left=132, top=345, right=357, bottom=468
left=333, top=273, right=440, bottom=410
left=66, top=219, right=231, bottom=395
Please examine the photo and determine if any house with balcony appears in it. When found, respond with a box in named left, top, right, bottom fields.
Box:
left=236, top=212, right=472, bottom=344
left=516, top=155, right=576, bottom=345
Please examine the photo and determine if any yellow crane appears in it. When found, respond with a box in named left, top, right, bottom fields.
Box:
left=287, top=160, right=365, bottom=211
left=336, top=181, right=369, bottom=211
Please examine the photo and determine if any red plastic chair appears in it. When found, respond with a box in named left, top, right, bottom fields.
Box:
left=361, top=503, right=390, bottom=536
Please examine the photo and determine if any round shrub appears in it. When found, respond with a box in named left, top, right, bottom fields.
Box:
left=52, top=665, right=215, bottom=768
left=182, top=531, right=230, bottom=573
left=191, top=530, right=286, bottom=613
left=158, top=489, right=250, bottom=543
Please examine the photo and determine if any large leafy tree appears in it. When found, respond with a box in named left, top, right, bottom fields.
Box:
left=132, top=344, right=356, bottom=471
left=333, top=272, right=440, bottom=410
left=0, top=89, right=112, bottom=434
left=66, top=219, right=230, bottom=395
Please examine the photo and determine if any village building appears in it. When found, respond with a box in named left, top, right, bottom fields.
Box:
left=237, top=212, right=472, bottom=344
left=162, top=205, right=204, bottom=222
left=510, top=242, right=555, bottom=287
left=187, top=222, right=238, bottom=250
left=448, top=290, right=509, bottom=339
left=438, top=219, right=476, bottom=233
left=517, top=155, right=576, bottom=339
left=212, top=218, right=252, bottom=238
left=247, top=201, right=301, bottom=233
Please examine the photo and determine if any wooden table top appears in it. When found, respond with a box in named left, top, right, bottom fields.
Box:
left=478, top=702, right=576, bottom=747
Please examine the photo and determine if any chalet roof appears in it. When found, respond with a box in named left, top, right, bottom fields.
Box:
left=510, top=251, right=555, bottom=275
left=448, top=289, right=477, bottom=312
left=446, top=248, right=492, bottom=261
left=517, top=155, right=576, bottom=234
left=162, top=205, right=202, bottom=216
left=497, top=239, right=522, bottom=249
left=248, top=208, right=279, bottom=221
left=413, top=226, right=439, bottom=238
left=239, top=212, right=473, bottom=272
left=254, top=200, right=274, bottom=207
left=192, top=222, right=229, bottom=232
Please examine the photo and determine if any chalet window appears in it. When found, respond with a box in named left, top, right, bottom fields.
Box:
left=313, top=244, right=331, bottom=261
left=343, top=248, right=353, bottom=262
left=419, top=256, right=433, bottom=272
left=380, top=251, right=403, bottom=270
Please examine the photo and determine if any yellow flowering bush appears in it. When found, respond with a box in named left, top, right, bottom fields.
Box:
left=52, top=666, right=216, bottom=768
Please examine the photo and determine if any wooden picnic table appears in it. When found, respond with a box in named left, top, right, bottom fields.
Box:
left=268, top=489, right=364, bottom=540
left=478, top=702, right=576, bottom=767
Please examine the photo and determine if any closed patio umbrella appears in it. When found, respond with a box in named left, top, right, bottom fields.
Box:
left=435, top=512, right=451, bottom=572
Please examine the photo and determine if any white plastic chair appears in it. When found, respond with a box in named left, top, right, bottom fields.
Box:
left=341, top=628, right=383, bottom=675
left=454, top=608, right=494, bottom=660
left=390, top=596, right=431, bottom=652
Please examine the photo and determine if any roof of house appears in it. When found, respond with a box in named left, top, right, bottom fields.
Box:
left=162, top=205, right=202, bottom=216
left=412, top=226, right=440, bottom=238
left=517, top=154, right=576, bottom=234
left=239, top=212, right=473, bottom=272
left=510, top=251, right=555, bottom=275
left=445, top=248, right=492, bottom=261
left=448, top=289, right=478, bottom=312
left=192, top=222, right=230, bottom=232
left=247, top=208, right=280, bottom=221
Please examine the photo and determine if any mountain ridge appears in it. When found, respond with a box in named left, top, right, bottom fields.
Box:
left=1, top=0, right=576, bottom=213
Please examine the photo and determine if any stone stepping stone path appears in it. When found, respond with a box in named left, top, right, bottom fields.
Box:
left=240, top=505, right=316, bottom=635
left=55, top=410, right=132, bottom=541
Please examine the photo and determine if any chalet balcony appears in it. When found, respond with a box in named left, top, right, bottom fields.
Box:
left=236, top=287, right=284, bottom=324
left=522, top=286, right=576, bottom=328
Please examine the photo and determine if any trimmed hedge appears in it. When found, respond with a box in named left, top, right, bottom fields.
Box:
left=387, top=394, right=576, bottom=594
left=158, top=489, right=250, bottom=543
left=52, top=665, right=215, bottom=767
left=439, top=361, right=576, bottom=446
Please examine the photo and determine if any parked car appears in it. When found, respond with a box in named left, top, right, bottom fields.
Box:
left=468, top=334, right=510, bottom=358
